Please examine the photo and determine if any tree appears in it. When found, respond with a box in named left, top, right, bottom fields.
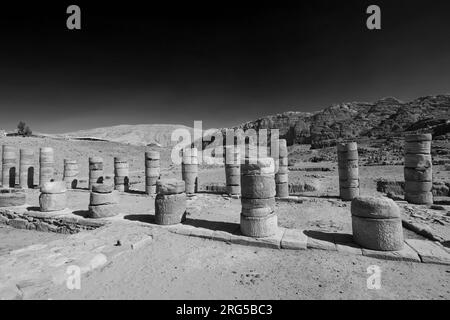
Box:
left=17, top=121, right=32, bottom=136
left=24, top=126, right=32, bottom=136
left=17, top=121, right=26, bottom=135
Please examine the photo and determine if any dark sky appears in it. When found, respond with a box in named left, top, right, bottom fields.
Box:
left=0, top=1, right=449, bottom=133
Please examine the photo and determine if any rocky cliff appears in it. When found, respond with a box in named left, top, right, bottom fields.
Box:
left=231, top=95, right=450, bottom=149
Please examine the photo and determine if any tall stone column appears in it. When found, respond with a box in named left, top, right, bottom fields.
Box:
left=114, top=157, right=129, bottom=192
left=404, top=134, right=433, bottom=204
left=88, top=156, right=103, bottom=190
left=145, top=151, right=160, bottom=195
left=275, top=139, right=289, bottom=198
left=337, top=142, right=359, bottom=200
left=19, top=149, right=34, bottom=189
left=240, top=157, right=277, bottom=237
left=225, top=145, right=240, bottom=196
left=181, top=148, right=198, bottom=195
left=63, top=159, right=79, bottom=189
left=2, top=145, right=17, bottom=188
left=39, top=147, right=54, bottom=186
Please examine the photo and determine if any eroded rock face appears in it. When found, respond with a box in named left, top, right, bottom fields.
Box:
left=211, top=95, right=450, bottom=149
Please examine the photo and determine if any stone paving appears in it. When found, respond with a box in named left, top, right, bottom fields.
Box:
left=3, top=195, right=449, bottom=266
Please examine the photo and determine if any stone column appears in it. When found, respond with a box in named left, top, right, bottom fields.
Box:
left=145, top=151, right=160, bottom=195
left=404, top=134, right=433, bottom=204
left=351, top=196, right=403, bottom=251
left=19, top=149, right=34, bottom=189
left=155, top=179, right=186, bottom=225
left=181, top=148, right=198, bottom=194
left=39, top=147, right=54, bottom=186
left=2, top=146, right=17, bottom=188
left=63, top=159, right=79, bottom=189
left=275, top=139, right=289, bottom=198
left=337, top=142, right=359, bottom=200
left=88, top=183, right=120, bottom=218
left=88, top=156, right=103, bottom=190
left=114, top=157, right=129, bottom=192
left=240, top=157, right=278, bottom=237
left=39, top=181, right=67, bottom=212
left=225, top=145, right=240, bottom=196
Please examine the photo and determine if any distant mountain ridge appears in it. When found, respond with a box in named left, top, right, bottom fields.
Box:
left=57, top=95, right=450, bottom=149
left=231, top=95, right=450, bottom=148
left=60, top=124, right=194, bottom=147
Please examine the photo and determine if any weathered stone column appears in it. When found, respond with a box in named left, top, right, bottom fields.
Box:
left=225, top=145, right=240, bottom=196
left=114, top=157, right=129, bottom=192
left=63, top=159, right=79, bottom=189
left=39, top=181, right=67, bottom=212
left=19, top=149, right=34, bottom=189
left=145, top=151, right=160, bottom=195
left=39, top=147, right=54, bottom=186
left=181, top=148, right=198, bottom=194
left=155, top=179, right=186, bottom=225
left=404, top=134, right=433, bottom=204
left=88, top=184, right=120, bottom=218
left=2, top=145, right=17, bottom=188
left=351, top=196, right=403, bottom=251
left=240, top=157, right=278, bottom=237
left=337, top=142, right=359, bottom=200
left=275, top=139, right=289, bottom=198
left=88, top=156, right=103, bottom=190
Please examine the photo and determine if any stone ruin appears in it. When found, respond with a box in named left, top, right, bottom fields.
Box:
left=0, top=135, right=439, bottom=248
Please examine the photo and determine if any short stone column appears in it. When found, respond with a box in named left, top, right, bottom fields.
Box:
left=404, top=134, right=433, bottom=204
left=351, top=196, right=403, bottom=251
left=240, top=158, right=278, bottom=237
left=2, top=145, right=17, bottom=188
left=114, top=157, right=129, bottom=192
left=39, top=147, right=54, bottom=186
left=275, top=139, right=289, bottom=198
left=145, top=151, right=160, bottom=195
left=39, top=181, right=67, bottom=212
left=88, top=157, right=104, bottom=190
left=225, top=146, right=241, bottom=196
left=337, top=142, right=359, bottom=200
left=19, top=149, right=34, bottom=189
left=181, top=148, right=198, bottom=194
left=63, top=159, right=79, bottom=189
left=155, top=179, right=186, bottom=225
left=88, top=184, right=120, bottom=218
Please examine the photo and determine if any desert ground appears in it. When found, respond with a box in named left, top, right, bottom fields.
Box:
left=0, top=136, right=449, bottom=300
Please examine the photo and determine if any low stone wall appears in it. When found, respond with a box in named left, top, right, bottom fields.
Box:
left=376, top=179, right=450, bottom=197
left=288, top=183, right=317, bottom=194
left=288, top=167, right=331, bottom=172
left=198, top=182, right=318, bottom=195
left=0, top=207, right=105, bottom=234
left=198, top=183, right=227, bottom=194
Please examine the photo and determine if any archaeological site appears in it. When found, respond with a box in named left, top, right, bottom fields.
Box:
left=0, top=1, right=449, bottom=310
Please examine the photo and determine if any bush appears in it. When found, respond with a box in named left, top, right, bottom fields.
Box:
left=17, top=121, right=32, bottom=136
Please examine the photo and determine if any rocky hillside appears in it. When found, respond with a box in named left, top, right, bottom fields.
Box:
left=59, top=124, right=193, bottom=147
left=232, top=95, right=450, bottom=149
left=57, top=95, right=449, bottom=150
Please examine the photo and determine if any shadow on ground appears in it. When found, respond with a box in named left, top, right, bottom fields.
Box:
left=184, top=217, right=239, bottom=234
left=124, top=214, right=156, bottom=224
left=72, top=210, right=90, bottom=218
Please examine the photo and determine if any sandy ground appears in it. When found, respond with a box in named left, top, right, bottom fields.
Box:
left=29, top=226, right=450, bottom=300
left=0, top=190, right=447, bottom=300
